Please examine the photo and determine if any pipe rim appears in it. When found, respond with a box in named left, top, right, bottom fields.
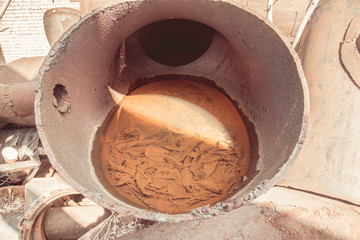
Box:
left=35, top=0, right=309, bottom=222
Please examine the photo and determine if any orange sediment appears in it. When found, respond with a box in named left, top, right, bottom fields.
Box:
left=100, top=80, right=251, bottom=214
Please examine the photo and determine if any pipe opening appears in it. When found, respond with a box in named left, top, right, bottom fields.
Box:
left=137, top=19, right=214, bottom=66
left=356, top=34, right=360, bottom=54
left=38, top=1, right=308, bottom=221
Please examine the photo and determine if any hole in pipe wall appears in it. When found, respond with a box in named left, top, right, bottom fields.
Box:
left=356, top=34, right=360, bottom=54
left=137, top=19, right=214, bottom=66
left=53, top=84, right=70, bottom=114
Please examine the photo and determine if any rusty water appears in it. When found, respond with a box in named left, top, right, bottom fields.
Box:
left=94, top=79, right=252, bottom=214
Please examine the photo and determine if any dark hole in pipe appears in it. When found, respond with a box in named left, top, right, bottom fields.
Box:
left=53, top=84, right=70, bottom=114
left=356, top=34, right=360, bottom=54
left=137, top=19, right=214, bottom=66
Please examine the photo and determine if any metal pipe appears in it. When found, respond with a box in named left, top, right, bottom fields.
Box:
left=44, top=206, right=111, bottom=240
left=0, top=56, right=45, bottom=127
left=292, top=0, right=320, bottom=48
left=0, top=82, right=35, bottom=118
left=35, top=0, right=308, bottom=222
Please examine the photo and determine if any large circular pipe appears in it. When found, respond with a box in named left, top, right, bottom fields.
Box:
left=35, top=0, right=309, bottom=222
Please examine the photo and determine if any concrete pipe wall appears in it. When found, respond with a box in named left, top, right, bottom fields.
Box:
left=35, top=0, right=309, bottom=222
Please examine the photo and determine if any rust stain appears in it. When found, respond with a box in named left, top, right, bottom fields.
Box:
left=98, top=80, right=251, bottom=214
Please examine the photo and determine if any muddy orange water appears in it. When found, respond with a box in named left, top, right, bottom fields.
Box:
left=99, top=80, right=251, bottom=214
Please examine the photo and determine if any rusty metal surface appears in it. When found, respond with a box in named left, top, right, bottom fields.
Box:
left=23, top=177, right=74, bottom=211
left=0, top=56, right=45, bottom=84
left=19, top=176, right=112, bottom=240
left=0, top=56, right=44, bottom=127
left=0, top=82, right=35, bottom=119
left=35, top=0, right=308, bottom=221
left=43, top=7, right=80, bottom=47
left=78, top=0, right=310, bottom=42
left=19, top=177, right=79, bottom=240
left=279, top=0, right=360, bottom=205
left=119, top=187, right=360, bottom=240
left=44, top=206, right=111, bottom=239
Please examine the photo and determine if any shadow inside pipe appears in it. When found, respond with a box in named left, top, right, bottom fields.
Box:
left=137, top=19, right=214, bottom=66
